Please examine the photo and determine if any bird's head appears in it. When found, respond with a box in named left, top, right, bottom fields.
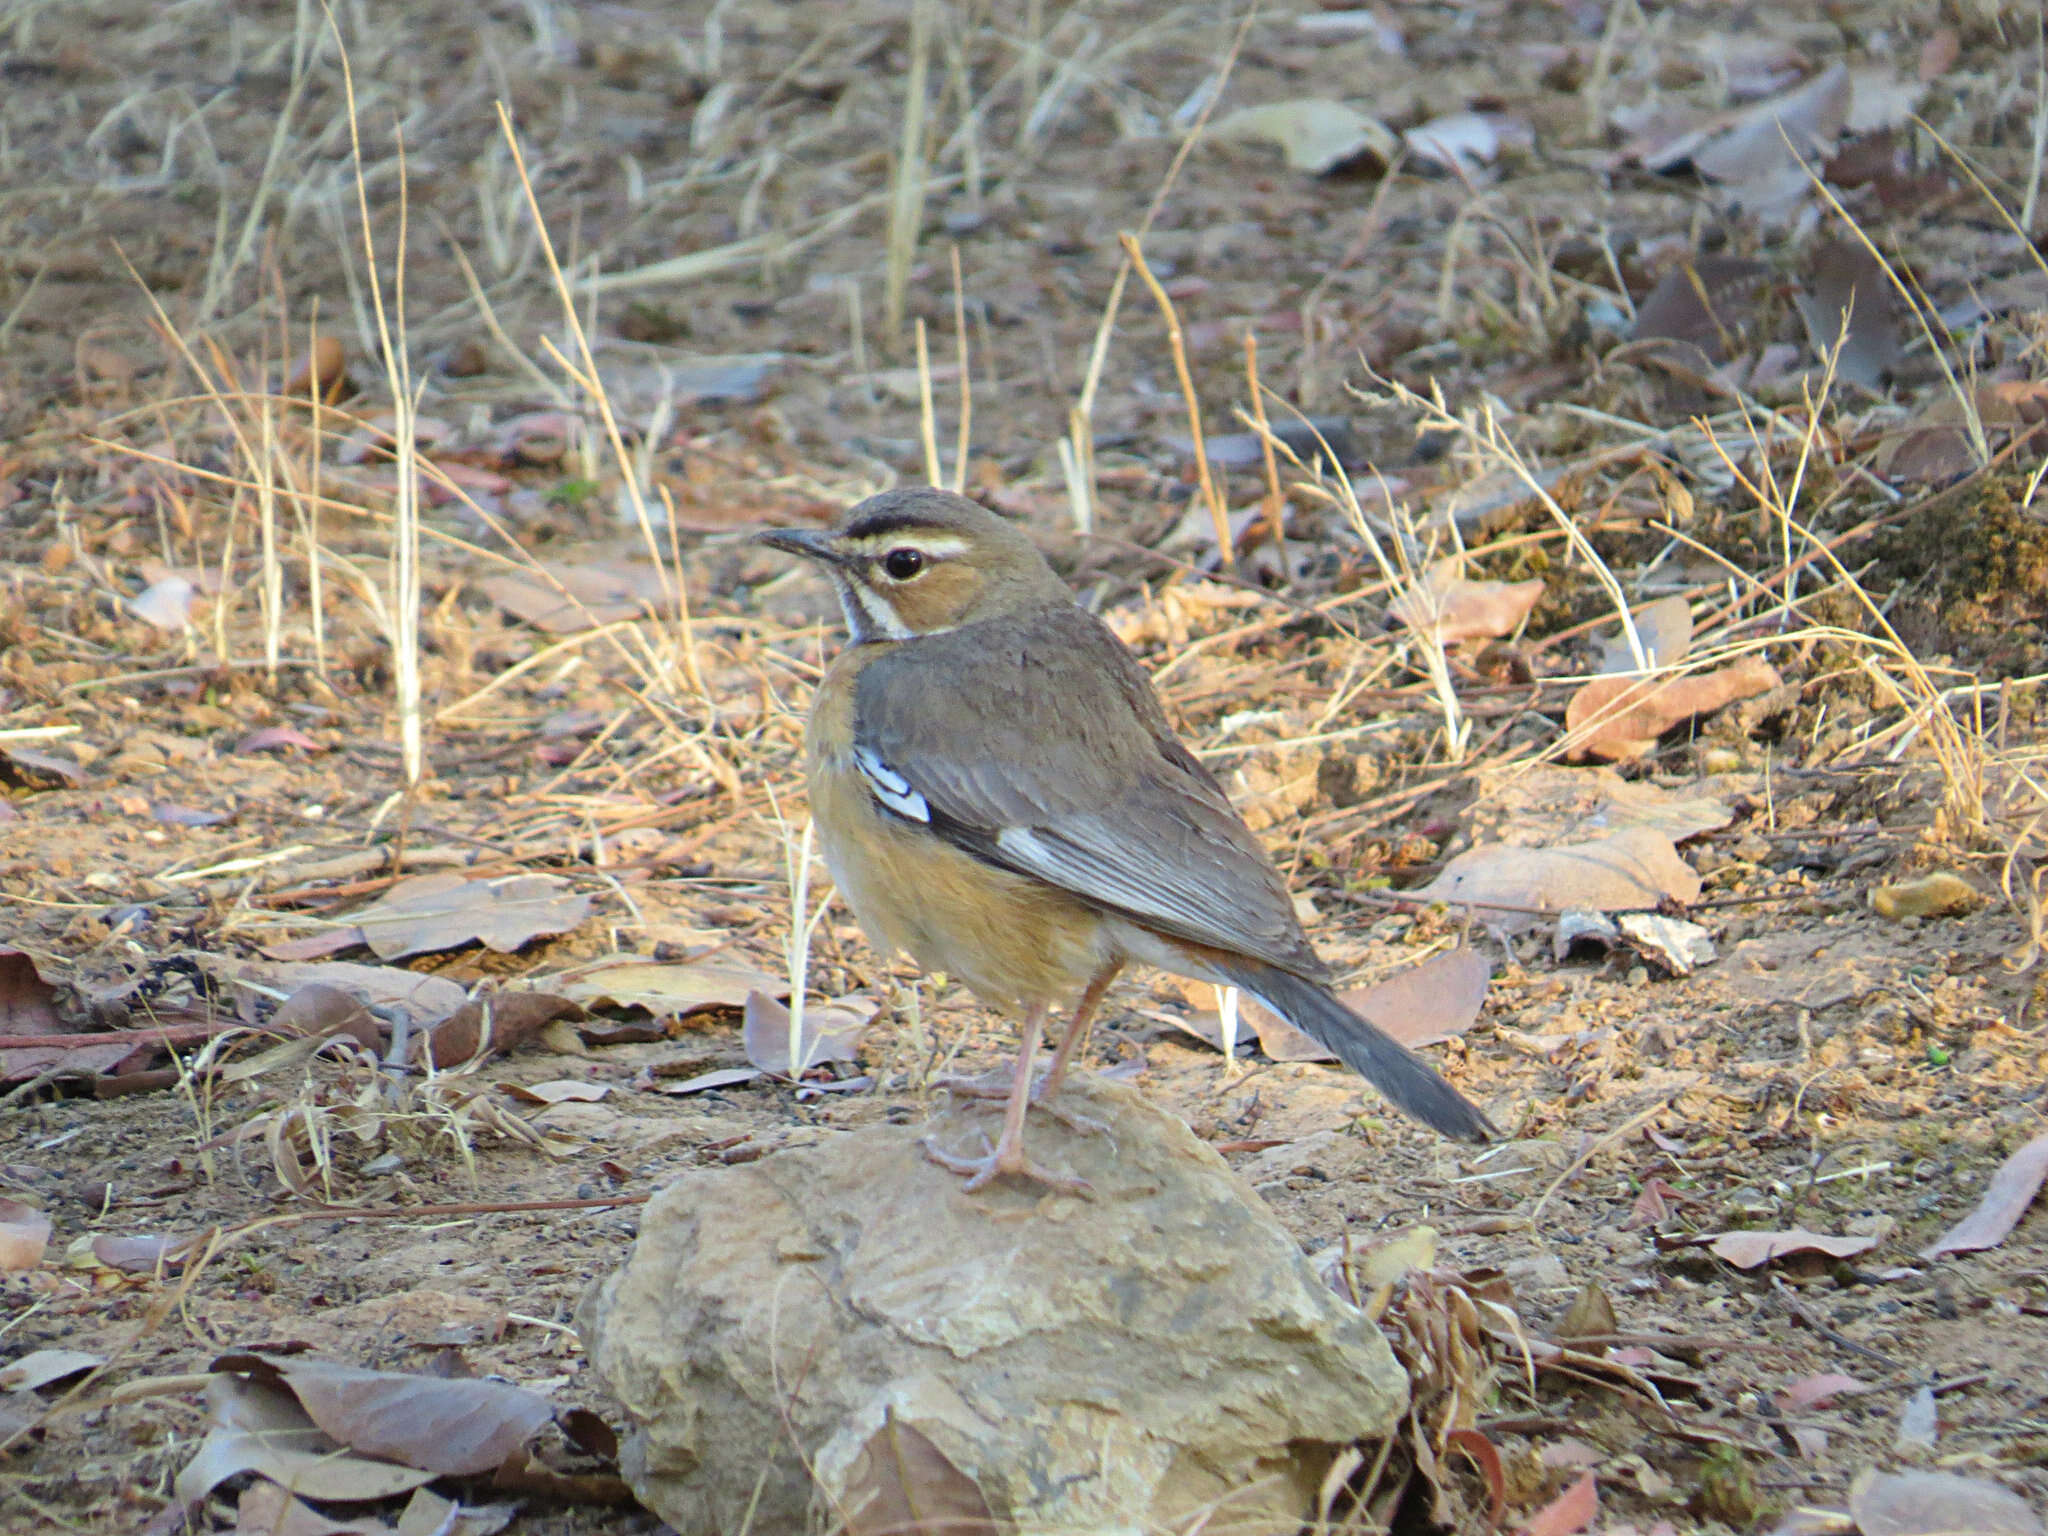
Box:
left=754, top=488, right=1071, bottom=641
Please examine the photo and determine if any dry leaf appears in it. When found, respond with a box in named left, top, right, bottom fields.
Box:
left=1774, top=1372, right=1867, bottom=1412
left=1623, top=1177, right=1687, bottom=1231
left=1705, top=1228, right=1878, bottom=1268
left=1598, top=595, right=1693, bottom=674
left=1689, top=63, right=1851, bottom=221
left=91, top=1233, right=197, bottom=1274
left=394, top=1489, right=520, bottom=1536
left=1212, top=99, right=1397, bottom=174
left=553, top=957, right=783, bottom=1018
left=1565, top=656, right=1781, bottom=762
left=237, top=725, right=324, bottom=756
left=202, top=959, right=468, bottom=1032
left=1920, top=1131, right=2048, bottom=1259
left=424, top=989, right=584, bottom=1069
left=1446, top=1427, right=1508, bottom=1525
left=1331, top=1225, right=1439, bottom=1298
left=2, top=748, right=85, bottom=791
left=1518, top=1469, right=1598, bottom=1536
left=1466, top=765, right=1737, bottom=847
left=741, top=991, right=876, bottom=1077
left=1795, top=239, right=1906, bottom=390
left=0, top=951, right=65, bottom=1035
left=1629, top=257, right=1772, bottom=362
left=1614, top=912, right=1717, bottom=975
left=1787, top=1424, right=1829, bottom=1460
left=1869, top=872, right=1980, bottom=921
left=0, top=1348, right=102, bottom=1392
left=1179, top=950, right=1488, bottom=1062
left=1404, top=111, right=1529, bottom=175
left=842, top=1414, right=1002, bottom=1536
left=1691, top=34, right=1808, bottom=97
left=1555, top=1283, right=1617, bottom=1349
left=2, top=1041, right=144, bottom=1085
left=1539, top=1439, right=1606, bottom=1470
left=340, top=872, right=591, bottom=961
left=499, top=1079, right=611, bottom=1105
left=1389, top=558, right=1546, bottom=644
left=271, top=983, right=383, bottom=1051
left=176, top=1372, right=440, bottom=1509
left=1344, top=948, right=1492, bottom=1048
left=1848, top=1469, right=2043, bottom=1536
left=211, top=1351, right=556, bottom=1478
left=233, top=1482, right=394, bottom=1536
left=1874, top=395, right=1985, bottom=483
left=1917, top=29, right=1960, bottom=81
left=0, top=1200, right=51, bottom=1272
left=656, top=1066, right=764, bottom=1096
left=1875, top=381, right=2048, bottom=485
left=1895, top=1383, right=1939, bottom=1450
left=1846, top=66, right=1929, bottom=134
left=480, top=562, right=667, bottom=635
left=285, top=334, right=350, bottom=404
left=127, top=575, right=198, bottom=631
left=1412, top=825, right=1703, bottom=926
left=1171, top=417, right=1361, bottom=471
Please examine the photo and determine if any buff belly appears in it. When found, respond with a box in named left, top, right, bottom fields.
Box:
left=808, top=743, right=1111, bottom=1012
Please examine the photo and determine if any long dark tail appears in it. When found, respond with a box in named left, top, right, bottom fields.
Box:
left=1214, top=960, right=1496, bottom=1143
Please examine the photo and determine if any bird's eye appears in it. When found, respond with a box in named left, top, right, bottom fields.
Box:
left=882, top=547, right=926, bottom=581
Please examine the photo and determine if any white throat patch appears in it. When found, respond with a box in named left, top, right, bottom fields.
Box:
left=830, top=574, right=912, bottom=643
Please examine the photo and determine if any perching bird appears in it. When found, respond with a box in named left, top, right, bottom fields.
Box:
left=757, top=488, right=1494, bottom=1191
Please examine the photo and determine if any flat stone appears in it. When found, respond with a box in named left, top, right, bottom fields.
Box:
left=578, top=1078, right=1408, bottom=1534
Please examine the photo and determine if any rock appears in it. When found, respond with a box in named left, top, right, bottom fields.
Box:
left=578, top=1078, right=1408, bottom=1534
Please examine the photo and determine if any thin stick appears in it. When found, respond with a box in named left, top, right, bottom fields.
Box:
left=1019, top=0, right=1043, bottom=150
left=2022, top=24, right=2047, bottom=237
left=332, top=21, right=423, bottom=787
left=0, top=1023, right=247, bottom=1052
left=914, top=316, right=943, bottom=488
left=846, top=278, right=876, bottom=415
left=1243, top=332, right=1286, bottom=567
left=1123, top=231, right=1231, bottom=565
left=885, top=0, right=934, bottom=343
left=493, top=105, right=712, bottom=706
left=252, top=294, right=283, bottom=681
left=1529, top=1078, right=1699, bottom=1224
left=949, top=243, right=971, bottom=493
left=302, top=305, right=327, bottom=678
left=1065, top=7, right=1255, bottom=529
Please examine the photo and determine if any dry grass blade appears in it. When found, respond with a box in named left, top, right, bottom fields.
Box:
left=1063, top=6, right=1253, bottom=531
left=489, top=102, right=708, bottom=705
left=885, top=0, right=937, bottom=346
left=1123, top=231, right=1231, bottom=566
left=328, top=17, right=424, bottom=789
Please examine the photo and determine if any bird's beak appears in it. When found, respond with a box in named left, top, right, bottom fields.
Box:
left=753, top=526, right=844, bottom=565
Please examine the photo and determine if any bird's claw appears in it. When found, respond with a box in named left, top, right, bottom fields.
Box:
left=919, top=1132, right=1093, bottom=1197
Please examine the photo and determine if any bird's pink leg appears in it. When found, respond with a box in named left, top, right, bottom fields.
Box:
left=922, top=1003, right=1090, bottom=1194
left=1037, top=960, right=1123, bottom=1101
left=932, top=961, right=1122, bottom=1136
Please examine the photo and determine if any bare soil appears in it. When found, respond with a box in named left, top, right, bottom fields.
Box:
left=2, top=1, right=2046, bottom=1533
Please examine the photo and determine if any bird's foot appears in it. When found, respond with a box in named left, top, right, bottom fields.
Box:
left=919, top=1131, right=1093, bottom=1197
left=931, top=1071, right=1107, bottom=1137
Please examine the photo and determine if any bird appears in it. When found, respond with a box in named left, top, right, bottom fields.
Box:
left=756, top=487, right=1494, bottom=1192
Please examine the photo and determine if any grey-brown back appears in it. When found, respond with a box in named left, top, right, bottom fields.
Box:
left=851, top=603, right=1325, bottom=977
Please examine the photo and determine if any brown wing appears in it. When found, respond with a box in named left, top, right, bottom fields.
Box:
left=852, top=604, right=1325, bottom=978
